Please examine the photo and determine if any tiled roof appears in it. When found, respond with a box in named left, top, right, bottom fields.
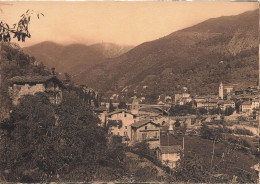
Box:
left=9, top=75, right=56, bottom=84
left=158, top=145, right=183, bottom=154
left=242, top=101, right=252, bottom=105
left=106, top=109, right=137, bottom=117
left=224, top=100, right=235, bottom=104
left=131, top=120, right=159, bottom=128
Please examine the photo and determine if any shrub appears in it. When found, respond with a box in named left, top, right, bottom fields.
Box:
left=0, top=91, right=127, bottom=182
left=233, top=128, right=253, bottom=136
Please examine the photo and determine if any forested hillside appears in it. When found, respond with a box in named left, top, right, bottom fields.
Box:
left=0, top=43, right=164, bottom=182
left=23, top=42, right=133, bottom=76
left=73, top=10, right=258, bottom=98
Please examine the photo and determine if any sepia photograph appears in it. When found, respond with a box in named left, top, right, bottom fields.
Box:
left=0, top=1, right=259, bottom=183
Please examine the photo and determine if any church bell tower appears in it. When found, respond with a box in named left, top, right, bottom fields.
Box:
left=219, top=82, right=224, bottom=100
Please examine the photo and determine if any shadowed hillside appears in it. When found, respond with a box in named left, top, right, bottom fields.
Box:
left=23, top=42, right=133, bottom=76
left=73, top=10, right=258, bottom=97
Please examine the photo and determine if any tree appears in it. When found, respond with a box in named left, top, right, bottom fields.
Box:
left=198, top=108, right=207, bottom=115
left=172, top=154, right=211, bottom=183
left=109, top=100, right=115, bottom=112
left=118, top=101, right=127, bottom=109
left=130, top=141, right=155, bottom=160
left=200, top=124, right=213, bottom=140
left=64, top=73, right=71, bottom=83
left=0, top=91, right=126, bottom=182
left=0, top=9, right=44, bottom=43
left=169, top=104, right=196, bottom=116
left=235, top=101, right=242, bottom=113
left=225, top=107, right=234, bottom=116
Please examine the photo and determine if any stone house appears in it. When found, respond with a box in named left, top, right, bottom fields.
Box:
left=195, top=96, right=218, bottom=110
left=251, top=99, right=259, bottom=110
left=106, top=110, right=139, bottom=141
left=8, top=75, right=63, bottom=105
left=156, top=145, right=183, bottom=169
left=241, top=101, right=253, bottom=114
left=131, top=120, right=160, bottom=148
left=175, top=93, right=192, bottom=105
left=218, top=100, right=235, bottom=111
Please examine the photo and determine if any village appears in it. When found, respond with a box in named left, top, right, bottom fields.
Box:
left=5, top=69, right=259, bottom=173
left=0, top=2, right=259, bottom=183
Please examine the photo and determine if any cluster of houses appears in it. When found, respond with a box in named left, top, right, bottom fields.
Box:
left=104, top=108, right=185, bottom=169
left=6, top=73, right=259, bottom=170
left=5, top=72, right=183, bottom=169
left=175, top=82, right=259, bottom=118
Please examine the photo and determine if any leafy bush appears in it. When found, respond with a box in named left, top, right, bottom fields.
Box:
left=198, top=108, right=208, bottom=115
left=233, top=128, right=253, bottom=136
left=169, top=104, right=196, bottom=116
left=123, top=157, right=162, bottom=182
left=118, top=101, right=127, bottom=109
left=0, top=91, right=127, bottom=182
left=200, top=124, right=222, bottom=141
left=129, top=141, right=161, bottom=166
left=107, top=120, right=123, bottom=129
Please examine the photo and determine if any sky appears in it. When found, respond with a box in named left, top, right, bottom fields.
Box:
left=0, top=1, right=258, bottom=47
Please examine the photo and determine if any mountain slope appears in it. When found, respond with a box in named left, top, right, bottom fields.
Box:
left=73, top=10, right=259, bottom=97
left=23, top=42, right=133, bottom=75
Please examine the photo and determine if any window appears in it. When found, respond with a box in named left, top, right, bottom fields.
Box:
left=125, top=126, right=127, bottom=129
left=145, top=126, right=148, bottom=130
left=124, top=114, right=127, bottom=117
left=124, top=131, right=128, bottom=136
left=117, top=132, right=120, bottom=135
left=142, top=133, right=147, bottom=140
left=155, top=132, right=158, bottom=138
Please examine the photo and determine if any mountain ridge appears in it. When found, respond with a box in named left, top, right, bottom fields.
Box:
left=72, top=10, right=258, bottom=99
left=23, top=41, right=134, bottom=75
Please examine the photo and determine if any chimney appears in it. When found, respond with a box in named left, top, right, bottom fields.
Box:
left=51, top=68, right=56, bottom=76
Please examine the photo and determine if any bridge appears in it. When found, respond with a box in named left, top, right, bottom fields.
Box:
left=126, top=103, right=171, bottom=115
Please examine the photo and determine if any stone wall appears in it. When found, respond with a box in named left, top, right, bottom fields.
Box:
left=9, top=83, right=45, bottom=105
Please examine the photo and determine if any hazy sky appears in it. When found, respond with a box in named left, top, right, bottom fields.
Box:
left=0, top=1, right=258, bottom=47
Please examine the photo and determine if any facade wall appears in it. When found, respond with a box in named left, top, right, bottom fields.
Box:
left=45, top=81, right=63, bottom=104
left=161, top=153, right=180, bottom=169
left=135, top=123, right=159, bottom=141
left=196, top=101, right=217, bottom=110
left=133, top=123, right=160, bottom=148
left=252, top=101, right=259, bottom=110
left=9, top=80, right=63, bottom=105
left=221, top=102, right=235, bottom=111
left=109, top=112, right=138, bottom=139
left=9, top=83, right=45, bottom=105
left=131, top=123, right=160, bottom=149
left=225, top=87, right=233, bottom=94
left=242, top=104, right=252, bottom=113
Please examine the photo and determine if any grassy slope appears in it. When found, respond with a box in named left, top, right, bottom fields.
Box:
left=160, top=134, right=258, bottom=179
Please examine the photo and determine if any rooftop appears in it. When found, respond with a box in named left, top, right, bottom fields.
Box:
left=224, top=100, right=235, bottom=104
left=242, top=101, right=252, bottom=105
left=106, top=109, right=138, bottom=117
left=131, top=120, right=159, bottom=128
left=8, top=75, right=64, bottom=87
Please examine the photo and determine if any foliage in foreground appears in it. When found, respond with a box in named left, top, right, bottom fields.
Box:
left=0, top=92, right=126, bottom=182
